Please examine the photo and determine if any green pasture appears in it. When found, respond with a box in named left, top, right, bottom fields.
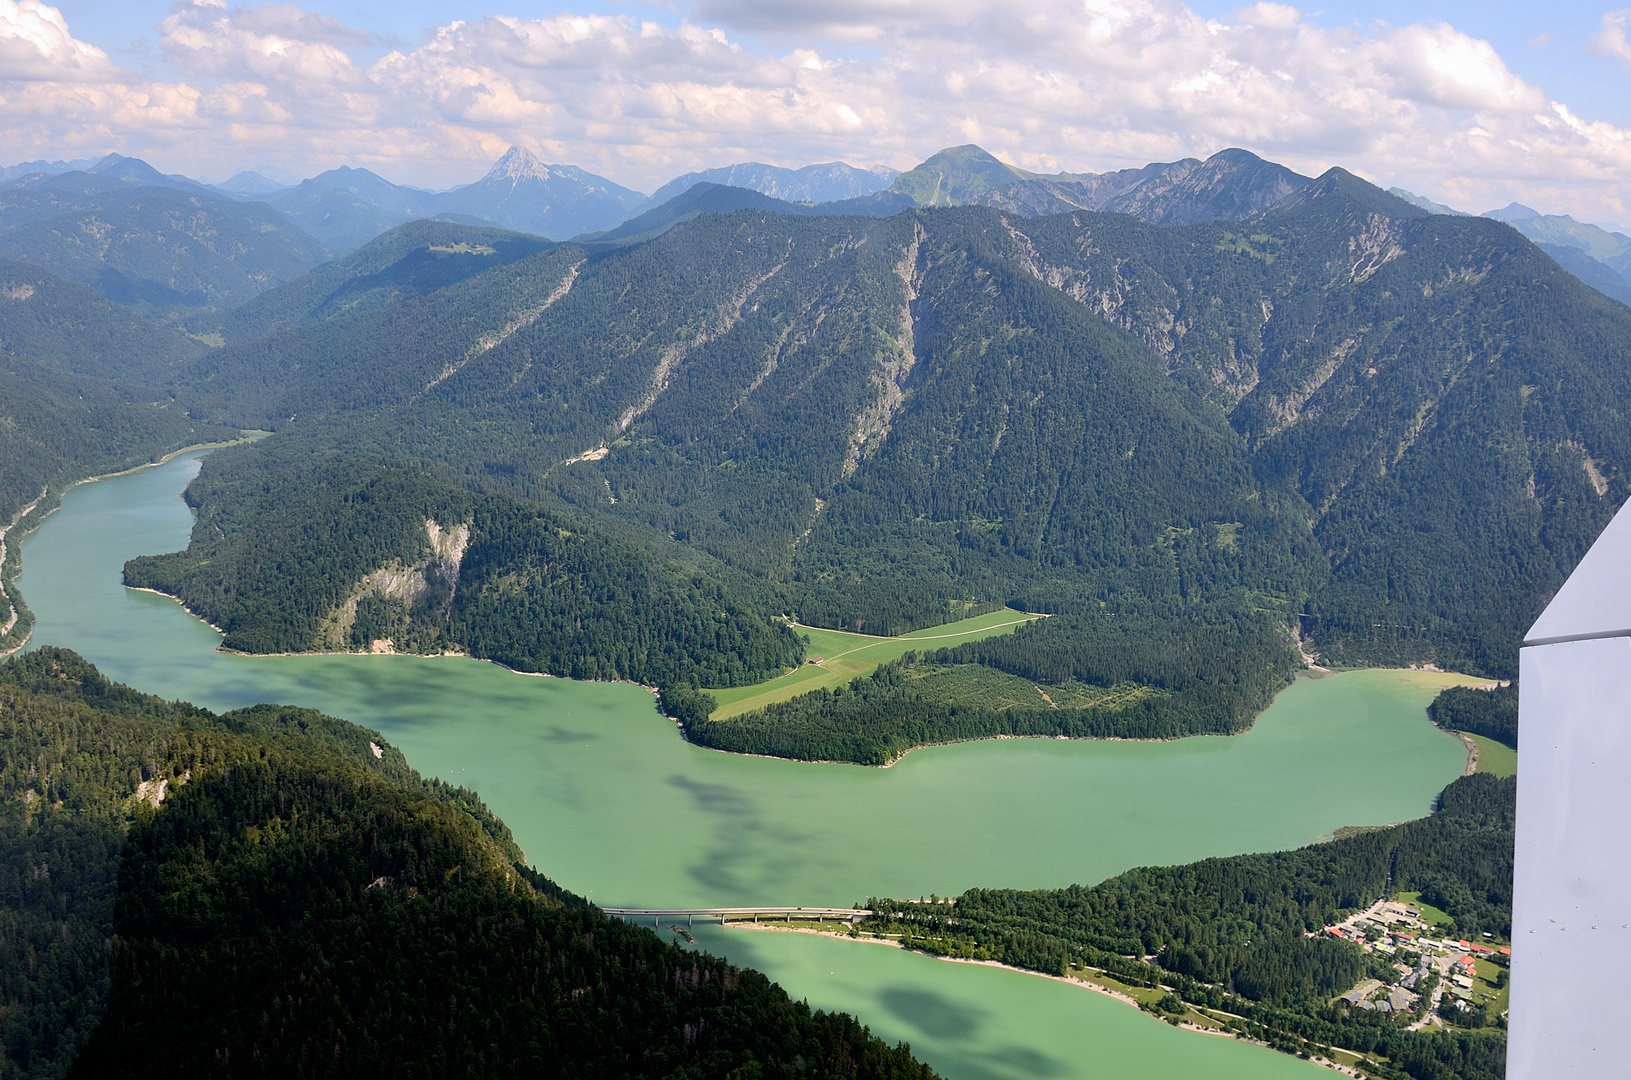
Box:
left=1466, top=733, right=1517, bottom=777
left=1393, top=891, right=1455, bottom=928
left=707, top=609, right=1041, bottom=719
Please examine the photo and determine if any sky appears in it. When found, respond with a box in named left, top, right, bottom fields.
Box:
left=4, top=0, right=1631, bottom=227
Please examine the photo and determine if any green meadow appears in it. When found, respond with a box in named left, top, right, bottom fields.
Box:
left=707, top=609, right=1042, bottom=718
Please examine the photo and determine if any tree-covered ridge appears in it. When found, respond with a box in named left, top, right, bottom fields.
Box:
left=0, top=179, right=327, bottom=321
left=214, top=218, right=557, bottom=344
left=1010, top=174, right=1631, bottom=676
left=1428, top=685, right=1518, bottom=750
left=123, top=448, right=803, bottom=688
left=683, top=610, right=1297, bottom=765
left=0, top=646, right=447, bottom=1079
left=0, top=649, right=935, bottom=1080
left=146, top=209, right=1319, bottom=733
left=147, top=172, right=1631, bottom=690
left=0, top=261, right=240, bottom=652
left=864, top=773, right=1514, bottom=1080
left=0, top=261, right=230, bottom=525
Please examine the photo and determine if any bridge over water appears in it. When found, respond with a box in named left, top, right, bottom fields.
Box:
left=602, top=906, right=873, bottom=927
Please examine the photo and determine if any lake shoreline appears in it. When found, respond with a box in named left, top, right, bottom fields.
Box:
left=721, top=922, right=1367, bottom=1078
left=14, top=449, right=1479, bottom=782
left=22, top=452, right=1483, bottom=1080
left=1, top=439, right=256, bottom=658
left=9, top=447, right=1487, bottom=790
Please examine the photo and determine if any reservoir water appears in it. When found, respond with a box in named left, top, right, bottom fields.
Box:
left=18, top=451, right=1480, bottom=1080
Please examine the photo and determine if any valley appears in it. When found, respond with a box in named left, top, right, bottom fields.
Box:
left=1, top=137, right=1597, bottom=1080
left=9, top=447, right=1483, bottom=1080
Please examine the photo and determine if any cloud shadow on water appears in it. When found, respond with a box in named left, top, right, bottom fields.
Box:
left=667, top=774, right=822, bottom=899
left=878, top=986, right=986, bottom=1041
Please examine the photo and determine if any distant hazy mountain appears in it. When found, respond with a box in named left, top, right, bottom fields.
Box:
left=0, top=157, right=101, bottom=184
left=1, top=153, right=223, bottom=201
left=257, top=149, right=644, bottom=252
left=214, top=171, right=289, bottom=196
left=1482, top=203, right=1631, bottom=307
left=588, top=145, right=1310, bottom=246
left=83, top=154, right=213, bottom=196
left=644, top=161, right=896, bottom=209
left=878, top=144, right=1310, bottom=226
left=582, top=182, right=821, bottom=246
left=1485, top=203, right=1631, bottom=268
left=0, top=180, right=327, bottom=320
left=264, top=167, right=437, bottom=254
left=1534, top=243, right=1631, bottom=306
left=1388, top=188, right=1469, bottom=216
left=434, top=147, right=645, bottom=241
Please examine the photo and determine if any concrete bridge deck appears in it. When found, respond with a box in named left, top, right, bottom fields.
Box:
left=603, top=906, right=872, bottom=926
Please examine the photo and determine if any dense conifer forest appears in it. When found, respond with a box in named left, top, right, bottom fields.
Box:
left=0, top=143, right=1587, bottom=1080
left=0, top=649, right=933, bottom=1079
left=863, top=773, right=1515, bottom=1080
left=91, top=169, right=1628, bottom=747
left=123, top=449, right=803, bottom=687
left=680, top=611, right=1296, bottom=763
left=1428, top=685, right=1519, bottom=750
left=0, top=261, right=230, bottom=527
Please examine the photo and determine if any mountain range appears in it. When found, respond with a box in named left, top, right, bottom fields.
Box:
left=72, top=165, right=1619, bottom=721
left=645, top=160, right=898, bottom=206
left=6, top=141, right=1631, bottom=698
left=1390, top=189, right=1631, bottom=306
left=6, top=142, right=1630, bottom=319
left=2, top=134, right=1614, bottom=1080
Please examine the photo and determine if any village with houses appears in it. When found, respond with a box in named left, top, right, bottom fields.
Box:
left=1323, top=899, right=1510, bottom=1029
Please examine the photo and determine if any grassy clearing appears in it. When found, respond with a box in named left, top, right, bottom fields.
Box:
left=1472, top=957, right=1510, bottom=1022
left=1393, top=891, right=1455, bottom=928
left=707, top=609, right=1041, bottom=719
left=1466, top=733, right=1517, bottom=777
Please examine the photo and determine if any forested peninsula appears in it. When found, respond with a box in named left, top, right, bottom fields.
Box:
left=860, top=771, right=1515, bottom=1080
left=87, top=166, right=1626, bottom=767
left=0, top=649, right=934, bottom=1079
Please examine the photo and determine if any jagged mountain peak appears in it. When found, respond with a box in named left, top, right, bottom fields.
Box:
left=488, top=145, right=557, bottom=184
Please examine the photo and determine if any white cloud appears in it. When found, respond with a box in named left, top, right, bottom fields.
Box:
left=0, top=0, right=119, bottom=82
left=1590, top=10, right=1631, bottom=70
left=0, top=0, right=1627, bottom=227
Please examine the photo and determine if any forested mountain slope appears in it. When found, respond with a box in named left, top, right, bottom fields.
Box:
left=0, top=260, right=231, bottom=525
left=214, top=219, right=556, bottom=343
left=105, top=166, right=1631, bottom=769
left=154, top=210, right=1316, bottom=735
left=0, top=176, right=327, bottom=321
left=123, top=451, right=803, bottom=687
left=1010, top=171, right=1631, bottom=671
left=0, top=648, right=934, bottom=1080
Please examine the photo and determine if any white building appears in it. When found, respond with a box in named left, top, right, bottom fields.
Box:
left=1509, top=501, right=1631, bottom=1078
